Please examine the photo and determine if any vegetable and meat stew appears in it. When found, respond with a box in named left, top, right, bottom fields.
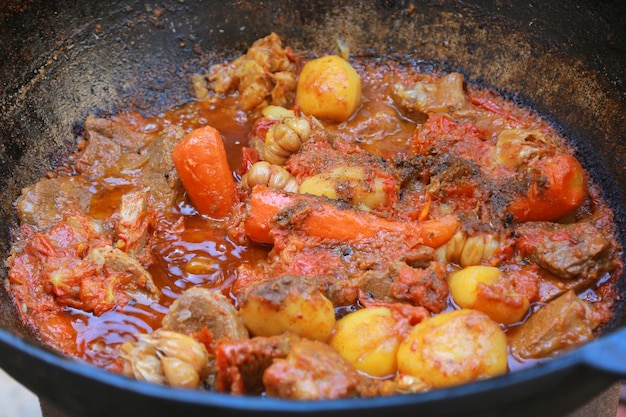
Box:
left=7, top=33, right=623, bottom=398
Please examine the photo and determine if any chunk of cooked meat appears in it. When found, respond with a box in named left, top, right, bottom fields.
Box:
left=393, top=151, right=506, bottom=223
left=115, top=191, right=153, bottom=264
left=77, top=117, right=184, bottom=212
left=388, top=261, right=449, bottom=313
left=162, top=287, right=249, bottom=343
left=516, top=222, right=611, bottom=280
left=15, top=176, right=91, bottom=232
left=356, top=269, right=394, bottom=303
left=85, top=245, right=158, bottom=302
left=263, top=339, right=364, bottom=400
left=76, top=116, right=157, bottom=178
left=139, top=125, right=185, bottom=212
left=508, top=290, right=600, bottom=359
left=356, top=258, right=448, bottom=314
left=393, top=72, right=469, bottom=115
left=207, top=32, right=298, bottom=111
left=214, top=333, right=299, bottom=395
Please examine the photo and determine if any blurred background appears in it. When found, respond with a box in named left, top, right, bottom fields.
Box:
left=0, top=369, right=41, bottom=417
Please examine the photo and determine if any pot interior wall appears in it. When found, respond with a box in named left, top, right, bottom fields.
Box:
left=0, top=0, right=624, bottom=407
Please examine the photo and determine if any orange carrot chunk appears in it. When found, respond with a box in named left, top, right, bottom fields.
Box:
left=172, top=125, right=237, bottom=218
left=508, top=154, right=587, bottom=222
left=244, top=186, right=459, bottom=248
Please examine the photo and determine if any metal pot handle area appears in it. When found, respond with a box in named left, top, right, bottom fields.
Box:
left=576, top=327, right=626, bottom=378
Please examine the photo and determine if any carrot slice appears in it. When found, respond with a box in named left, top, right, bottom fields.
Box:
left=244, top=186, right=459, bottom=248
left=172, top=125, right=237, bottom=218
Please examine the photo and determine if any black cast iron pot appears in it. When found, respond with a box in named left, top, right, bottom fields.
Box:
left=0, top=1, right=625, bottom=416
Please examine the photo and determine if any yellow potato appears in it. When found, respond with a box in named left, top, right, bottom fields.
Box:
left=239, top=275, right=335, bottom=341
left=296, top=55, right=362, bottom=121
left=447, top=266, right=530, bottom=325
left=329, top=307, right=401, bottom=377
left=298, top=166, right=389, bottom=210
left=447, top=266, right=500, bottom=307
left=298, top=174, right=337, bottom=200
left=397, top=309, right=508, bottom=389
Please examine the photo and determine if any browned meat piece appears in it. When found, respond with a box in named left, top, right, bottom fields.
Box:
left=76, top=116, right=156, bottom=178
left=402, top=245, right=438, bottom=268
left=388, top=261, right=449, bottom=313
left=139, top=125, right=185, bottom=212
left=77, top=117, right=184, bottom=196
left=84, top=116, right=157, bottom=150
left=208, top=32, right=298, bottom=111
left=77, top=116, right=184, bottom=214
left=15, top=176, right=91, bottom=232
left=393, top=151, right=505, bottom=223
left=85, top=245, right=158, bottom=301
left=516, top=221, right=611, bottom=280
left=162, top=287, right=249, bottom=343
left=214, top=333, right=299, bottom=395
left=357, top=247, right=437, bottom=303
left=357, top=269, right=394, bottom=302
left=537, top=272, right=605, bottom=304
left=508, top=290, right=600, bottom=359
left=263, top=339, right=363, bottom=400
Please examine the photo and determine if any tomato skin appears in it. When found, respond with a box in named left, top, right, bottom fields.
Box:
left=172, top=125, right=237, bottom=218
left=237, top=146, right=260, bottom=176
left=508, top=153, right=587, bottom=222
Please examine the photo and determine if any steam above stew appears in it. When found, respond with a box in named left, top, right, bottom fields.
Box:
left=6, top=33, right=622, bottom=398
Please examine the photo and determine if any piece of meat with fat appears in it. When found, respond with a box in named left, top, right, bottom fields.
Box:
left=76, top=117, right=184, bottom=212
left=76, top=116, right=156, bottom=178
left=85, top=245, right=158, bottom=301
left=115, top=191, right=153, bottom=264
left=139, top=125, right=185, bottom=212
left=392, top=72, right=469, bottom=115
left=516, top=221, right=610, bottom=280
left=214, top=333, right=299, bottom=395
left=162, top=287, right=249, bottom=343
left=356, top=246, right=440, bottom=306
left=388, top=261, right=449, bottom=313
left=263, top=339, right=364, bottom=400
left=16, top=176, right=91, bottom=232
left=508, top=290, right=599, bottom=359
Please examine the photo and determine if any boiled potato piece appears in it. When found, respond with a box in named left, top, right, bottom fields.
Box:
left=397, top=309, right=507, bottom=388
left=239, top=275, right=335, bottom=341
left=329, top=307, right=401, bottom=377
left=447, top=266, right=530, bottom=325
left=298, top=173, right=338, bottom=200
left=299, top=166, right=389, bottom=211
left=296, top=55, right=362, bottom=121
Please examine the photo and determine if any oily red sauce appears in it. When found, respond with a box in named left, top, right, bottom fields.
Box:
left=69, top=63, right=424, bottom=368
left=10, top=60, right=618, bottom=377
